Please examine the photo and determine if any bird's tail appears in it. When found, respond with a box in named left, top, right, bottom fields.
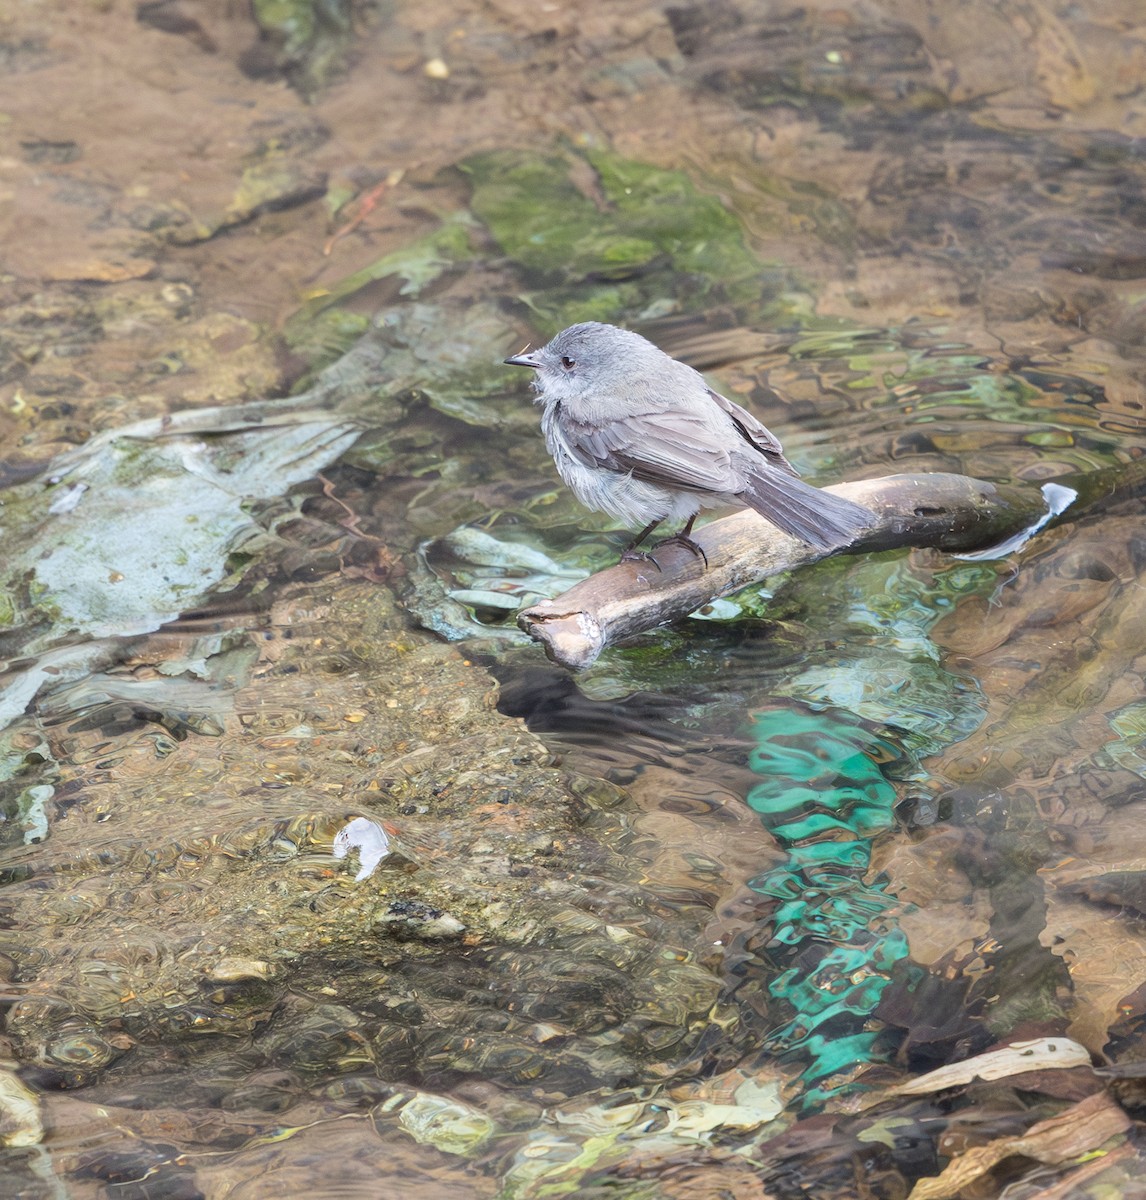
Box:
left=741, top=470, right=872, bottom=550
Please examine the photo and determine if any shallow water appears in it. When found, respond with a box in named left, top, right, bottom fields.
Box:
left=3, top=0, right=1146, bottom=1196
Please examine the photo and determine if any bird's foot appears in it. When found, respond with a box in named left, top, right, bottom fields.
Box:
left=651, top=533, right=709, bottom=569
left=619, top=547, right=663, bottom=572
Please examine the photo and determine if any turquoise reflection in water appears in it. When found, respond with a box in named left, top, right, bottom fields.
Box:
left=743, top=558, right=997, bottom=1102
left=747, top=708, right=905, bottom=1102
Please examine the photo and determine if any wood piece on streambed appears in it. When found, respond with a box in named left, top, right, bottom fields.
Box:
left=517, top=473, right=1056, bottom=670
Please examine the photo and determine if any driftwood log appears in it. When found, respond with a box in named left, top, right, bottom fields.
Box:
left=517, top=473, right=1061, bottom=670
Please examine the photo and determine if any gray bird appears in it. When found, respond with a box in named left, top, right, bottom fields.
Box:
left=504, top=322, right=871, bottom=563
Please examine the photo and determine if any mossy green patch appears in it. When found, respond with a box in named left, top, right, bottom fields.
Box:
left=250, top=0, right=355, bottom=99
left=462, top=148, right=775, bottom=332
left=586, top=149, right=756, bottom=289
left=462, top=152, right=657, bottom=281
left=284, top=211, right=477, bottom=348
left=286, top=309, right=373, bottom=383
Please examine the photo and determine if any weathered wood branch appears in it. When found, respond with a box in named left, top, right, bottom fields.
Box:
left=517, top=473, right=1058, bottom=670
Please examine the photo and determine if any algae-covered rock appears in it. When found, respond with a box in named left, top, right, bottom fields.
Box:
left=0, top=404, right=361, bottom=728
left=462, top=148, right=772, bottom=332
left=283, top=213, right=478, bottom=371
left=226, top=159, right=328, bottom=224
left=0, top=292, right=535, bottom=728
left=465, top=153, right=660, bottom=281
left=245, top=0, right=357, bottom=99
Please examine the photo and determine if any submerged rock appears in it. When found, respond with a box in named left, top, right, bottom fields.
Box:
left=242, top=0, right=357, bottom=99
left=0, top=1065, right=42, bottom=1148
left=397, top=1092, right=498, bottom=1155
left=0, top=581, right=744, bottom=1100
left=463, top=147, right=772, bottom=331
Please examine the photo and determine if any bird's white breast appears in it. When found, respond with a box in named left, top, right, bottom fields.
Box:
left=541, top=404, right=708, bottom=528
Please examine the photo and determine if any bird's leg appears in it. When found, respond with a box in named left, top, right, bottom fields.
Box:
left=652, top=514, right=709, bottom=568
left=619, top=519, right=663, bottom=568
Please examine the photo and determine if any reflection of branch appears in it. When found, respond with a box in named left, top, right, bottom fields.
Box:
left=517, top=473, right=1053, bottom=671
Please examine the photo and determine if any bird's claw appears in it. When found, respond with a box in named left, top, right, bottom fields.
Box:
left=651, top=534, right=709, bottom=569
left=619, top=547, right=664, bottom=572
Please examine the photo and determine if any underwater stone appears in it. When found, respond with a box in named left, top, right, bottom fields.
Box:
left=398, top=1091, right=498, bottom=1156
left=0, top=1066, right=42, bottom=1147
left=377, top=900, right=466, bottom=940
left=205, top=957, right=275, bottom=984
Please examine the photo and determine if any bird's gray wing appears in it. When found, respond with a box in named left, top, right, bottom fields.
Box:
left=705, top=389, right=799, bottom=477
left=557, top=405, right=744, bottom=494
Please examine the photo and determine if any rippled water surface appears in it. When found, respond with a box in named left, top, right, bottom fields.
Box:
left=3, top=0, right=1146, bottom=1196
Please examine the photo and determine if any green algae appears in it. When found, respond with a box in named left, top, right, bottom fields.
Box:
left=250, top=0, right=356, bottom=99
left=463, top=152, right=658, bottom=280
left=1102, top=701, right=1146, bottom=776
left=226, top=159, right=326, bottom=223
left=587, top=150, right=761, bottom=288
left=286, top=213, right=477, bottom=343
left=462, top=148, right=773, bottom=332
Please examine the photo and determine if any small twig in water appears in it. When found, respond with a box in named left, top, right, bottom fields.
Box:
left=323, top=169, right=405, bottom=256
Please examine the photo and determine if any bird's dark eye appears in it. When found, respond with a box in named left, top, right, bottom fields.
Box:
left=560, top=356, right=575, bottom=371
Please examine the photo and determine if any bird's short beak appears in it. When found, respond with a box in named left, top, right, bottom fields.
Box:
left=503, top=352, right=542, bottom=368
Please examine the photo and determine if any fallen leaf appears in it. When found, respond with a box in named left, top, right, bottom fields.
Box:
left=889, top=1037, right=1091, bottom=1096
left=909, top=1091, right=1129, bottom=1200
